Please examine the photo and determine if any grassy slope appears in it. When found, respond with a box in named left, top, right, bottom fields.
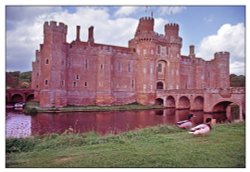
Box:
left=6, top=122, right=245, bottom=168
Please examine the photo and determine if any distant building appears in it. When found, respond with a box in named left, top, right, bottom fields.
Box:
left=32, top=16, right=230, bottom=108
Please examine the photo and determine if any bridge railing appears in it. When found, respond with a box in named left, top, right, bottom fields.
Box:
left=156, top=87, right=245, bottom=96
left=205, top=87, right=245, bottom=94
left=156, top=89, right=205, bottom=95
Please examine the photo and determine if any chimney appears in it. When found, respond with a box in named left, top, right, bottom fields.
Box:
left=76, top=25, right=80, bottom=41
left=189, top=45, right=195, bottom=56
left=88, top=26, right=94, bottom=43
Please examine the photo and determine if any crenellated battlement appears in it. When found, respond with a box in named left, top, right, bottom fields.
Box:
left=44, top=21, right=67, bottom=33
left=135, top=16, right=154, bottom=36
left=139, top=16, right=154, bottom=21
left=165, top=23, right=179, bottom=37
left=165, top=23, right=179, bottom=28
left=214, top=51, right=230, bottom=56
left=214, top=51, right=230, bottom=60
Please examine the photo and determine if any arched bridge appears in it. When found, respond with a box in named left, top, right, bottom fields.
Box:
left=6, top=89, right=34, bottom=104
left=156, top=87, right=245, bottom=121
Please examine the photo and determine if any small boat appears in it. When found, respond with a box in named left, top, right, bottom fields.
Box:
left=14, top=102, right=25, bottom=111
left=14, top=102, right=25, bottom=108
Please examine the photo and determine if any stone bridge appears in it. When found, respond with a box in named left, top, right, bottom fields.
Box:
left=6, top=89, right=34, bottom=104
left=156, top=87, right=245, bottom=121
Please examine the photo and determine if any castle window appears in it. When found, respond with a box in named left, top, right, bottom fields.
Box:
left=131, top=80, right=135, bottom=88
left=84, top=82, right=88, bottom=87
left=118, top=62, right=121, bottom=72
left=45, top=59, right=49, bottom=64
left=157, top=63, right=162, bottom=72
left=128, top=63, right=131, bottom=72
left=61, top=80, right=65, bottom=86
left=73, top=81, right=77, bottom=87
left=150, top=67, right=153, bottom=74
left=84, top=59, right=88, bottom=69
left=37, top=73, right=39, bottom=76
left=156, top=82, right=164, bottom=90
left=157, top=46, right=160, bottom=54
left=45, top=80, right=48, bottom=85
left=36, top=85, right=39, bottom=88
left=76, top=75, right=80, bottom=80
left=100, top=64, right=104, bottom=70
left=161, top=46, right=166, bottom=56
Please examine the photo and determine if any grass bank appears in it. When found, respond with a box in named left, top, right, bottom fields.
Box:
left=6, top=122, right=245, bottom=167
left=24, top=101, right=164, bottom=114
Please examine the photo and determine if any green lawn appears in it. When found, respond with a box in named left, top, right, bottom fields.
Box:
left=6, top=122, right=245, bottom=168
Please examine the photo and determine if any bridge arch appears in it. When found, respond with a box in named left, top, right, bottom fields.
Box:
left=11, top=93, right=25, bottom=103
left=193, top=96, right=204, bottom=110
left=155, top=98, right=164, bottom=105
left=178, top=96, right=190, bottom=109
left=26, top=94, right=34, bottom=102
left=212, top=101, right=233, bottom=112
left=212, top=100, right=242, bottom=121
left=166, top=96, right=175, bottom=108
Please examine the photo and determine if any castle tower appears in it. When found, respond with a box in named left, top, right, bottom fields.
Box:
left=130, top=17, right=157, bottom=105
left=214, top=52, right=230, bottom=88
left=39, top=21, right=68, bottom=107
left=31, top=50, right=41, bottom=101
left=164, top=23, right=182, bottom=90
left=135, top=17, right=154, bottom=36
left=164, top=23, right=182, bottom=56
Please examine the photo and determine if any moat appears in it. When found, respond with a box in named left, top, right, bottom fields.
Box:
left=6, top=109, right=228, bottom=138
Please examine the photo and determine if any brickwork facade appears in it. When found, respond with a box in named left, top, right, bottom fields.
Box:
left=32, top=17, right=230, bottom=107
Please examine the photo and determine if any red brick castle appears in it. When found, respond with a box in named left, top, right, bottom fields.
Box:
left=32, top=16, right=230, bottom=108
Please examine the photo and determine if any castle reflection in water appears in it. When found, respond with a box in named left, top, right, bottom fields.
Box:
left=6, top=109, right=230, bottom=138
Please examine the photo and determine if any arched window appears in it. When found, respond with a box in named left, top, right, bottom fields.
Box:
left=156, top=82, right=164, bottom=90
left=157, top=63, right=162, bottom=72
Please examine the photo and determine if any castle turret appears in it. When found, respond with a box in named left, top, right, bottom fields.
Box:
left=130, top=17, right=157, bottom=105
left=135, top=17, right=154, bottom=36
left=165, top=23, right=179, bottom=37
left=39, top=21, right=68, bottom=107
left=43, top=21, right=67, bottom=44
left=164, top=23, right=182, bottom=54
left=214, top=52, right=230, bottom=88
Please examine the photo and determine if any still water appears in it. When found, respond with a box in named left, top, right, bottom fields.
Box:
left=6, top=109, right=227, bottom=138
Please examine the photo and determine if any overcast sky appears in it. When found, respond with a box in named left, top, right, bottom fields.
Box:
left=6, top=6, right=245, bottom=75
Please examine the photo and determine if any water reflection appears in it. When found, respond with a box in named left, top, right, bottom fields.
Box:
left=6, top=109, right=227, bottom=138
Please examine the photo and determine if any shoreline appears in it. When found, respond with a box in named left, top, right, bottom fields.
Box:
left=24, top=102, right=165, bottom=114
